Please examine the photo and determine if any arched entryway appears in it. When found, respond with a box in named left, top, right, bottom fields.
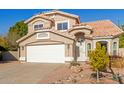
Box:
left=75, top=32, right=86, bottom=61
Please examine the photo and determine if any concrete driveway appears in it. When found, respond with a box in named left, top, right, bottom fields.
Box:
left=0, top=62, right=63, bottom=84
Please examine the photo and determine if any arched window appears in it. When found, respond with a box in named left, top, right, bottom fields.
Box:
left=33, top=21, right=43, bottom=31
left=87, top=43, right=91, bottom=56
left=113, top=42, right=117, bottom=55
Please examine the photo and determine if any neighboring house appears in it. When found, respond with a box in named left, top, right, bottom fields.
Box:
left=17, top=10, right=124, bottom=63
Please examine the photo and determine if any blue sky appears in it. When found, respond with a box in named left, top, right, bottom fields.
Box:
left=0, top=9, right=124, bottom=36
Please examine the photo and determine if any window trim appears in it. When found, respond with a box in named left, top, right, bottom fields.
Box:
left=87, top=43, right=91, bottom=56
left=33, top=24, right=44, bottom=31
left=113, top=42, right=117, bottom=55
left=55, top=20, right=69, bottom=32
left=33, top=20, right=44, bottom=31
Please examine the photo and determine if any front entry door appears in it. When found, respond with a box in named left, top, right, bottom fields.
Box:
left=76, top=41, right=86, bottom=61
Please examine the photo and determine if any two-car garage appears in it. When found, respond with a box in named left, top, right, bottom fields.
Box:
left=26, top=44, right=65, bottom=63
left=18, top=31, right=74, bottom=63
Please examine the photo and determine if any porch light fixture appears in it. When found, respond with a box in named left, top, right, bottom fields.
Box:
left=77, top=37, right=84, bottom=45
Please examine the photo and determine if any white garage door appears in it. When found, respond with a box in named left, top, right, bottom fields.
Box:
left=27, top=44, right=65, bottom=63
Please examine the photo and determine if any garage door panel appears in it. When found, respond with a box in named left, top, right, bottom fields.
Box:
left=27, top=44, right=65, bottom=63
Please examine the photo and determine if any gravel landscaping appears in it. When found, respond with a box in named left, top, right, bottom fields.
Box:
left=39, top=63, right=124, bottom=84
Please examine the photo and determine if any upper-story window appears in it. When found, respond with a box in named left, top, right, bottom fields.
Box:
left=34, top=24, right=43, bottom=31
left=57, top=22, right=68, bottom=31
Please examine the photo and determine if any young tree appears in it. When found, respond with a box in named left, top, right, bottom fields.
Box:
left=119, top=24, right=124, bottom=48
left=89, top=43, right=109, bottom=83
left=0, top=36, right=8, bottom=51
left=7, top=20, right=28, bottom=50
left=7, top=29, right=20, bottom=50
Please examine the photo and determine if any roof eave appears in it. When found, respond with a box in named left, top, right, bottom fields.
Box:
left=16, top=30, right=75, bottom=44
left=24, top=16, right=53, bottom=24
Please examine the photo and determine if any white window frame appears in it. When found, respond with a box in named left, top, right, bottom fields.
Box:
left=36, top=32, right=50, bottom=39
left=113, top=42, right=117, bottom=55
left=55, top=20, right=70, bottom=32
left=33, top=21, right=44, bottom=31
left=87, top=43, right=91, bottom=56
left=33, top=24, right=44, bottom=31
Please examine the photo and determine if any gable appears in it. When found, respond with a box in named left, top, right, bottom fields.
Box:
left=43, top=10, right=80, bottom=23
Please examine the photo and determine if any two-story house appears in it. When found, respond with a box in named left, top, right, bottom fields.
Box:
left=17, top=10, right=124, bottom=63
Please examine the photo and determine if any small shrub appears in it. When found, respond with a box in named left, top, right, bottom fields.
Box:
left=89, top=43, right=109, bottom=82
left=70, top=61, right=80, bottom=67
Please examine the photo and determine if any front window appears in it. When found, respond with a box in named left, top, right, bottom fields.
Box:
left=113, top=42, right=117, bottom=55
left=34, top=24, right=43, bottom=30
left=57, top=22, right=68, bottom=30
left=87, top=43, right=91, bottom=56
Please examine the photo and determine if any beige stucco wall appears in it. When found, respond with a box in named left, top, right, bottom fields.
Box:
left=119, top=48, right=124, bottom=57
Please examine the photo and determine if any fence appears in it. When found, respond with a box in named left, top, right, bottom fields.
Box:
left=2, top=51, right=18, bottom=61
left=119, top=48, right=124, bottom=57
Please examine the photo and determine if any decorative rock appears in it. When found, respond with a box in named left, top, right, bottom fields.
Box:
left=70, top=65, right=83, bottom=73
left=80, top=74, right=84, bottom=78
left=71, top=79, right=77, bottom=83
left=66, top=79, right=71, bottom=82
left=75, top=75, right=82, bottom=80
left=68, top=76, right=73, bottom=80
left=54, top=80, right=63, bottom=84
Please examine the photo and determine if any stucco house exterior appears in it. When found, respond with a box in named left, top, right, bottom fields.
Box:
left=17, top=10, right=124, bottom=63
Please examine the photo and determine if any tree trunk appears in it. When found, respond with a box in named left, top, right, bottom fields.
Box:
left=109, top=61, right=115, bottom=75
left=96, top=70, right=100, bottom=83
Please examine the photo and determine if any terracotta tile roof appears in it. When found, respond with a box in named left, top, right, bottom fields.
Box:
left=78, top=20, right=124, bottom=37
